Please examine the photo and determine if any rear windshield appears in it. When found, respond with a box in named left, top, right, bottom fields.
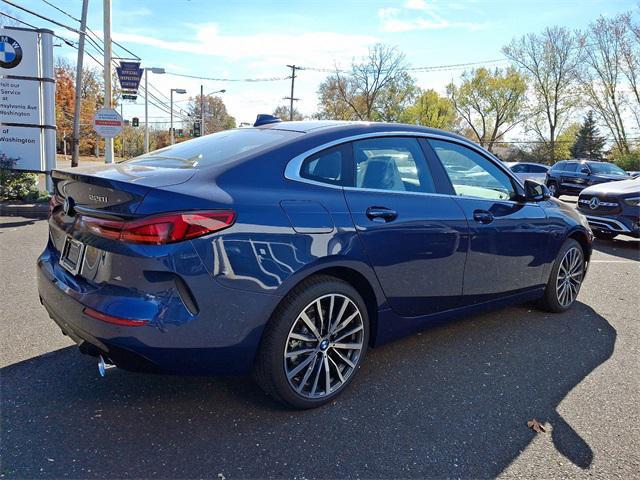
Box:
left=125, top=128, right=301, bottom=168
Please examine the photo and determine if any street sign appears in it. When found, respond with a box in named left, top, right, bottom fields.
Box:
left=122, top=94, right=137, bottom=101
left=116, top=60, right=143, bottom=92
left=93, top=107, right=123, bottom=138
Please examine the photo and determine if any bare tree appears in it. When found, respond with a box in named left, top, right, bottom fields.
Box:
left=620, top=12, right=640, bottom=130
left=318, top=44, right=416, bottom=121
left=502, top=27, right=582, bottom=162
left=273, top=105, right=303, bottom=121
left=447, top=67, right=527, bottom=152
left=580, top=16, right=630, bottom=154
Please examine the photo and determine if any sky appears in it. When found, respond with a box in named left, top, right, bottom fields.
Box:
left=8, top=0, right=640, bottom=128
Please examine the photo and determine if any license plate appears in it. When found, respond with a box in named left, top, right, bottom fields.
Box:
left=60, top=236, right=85, bottom=275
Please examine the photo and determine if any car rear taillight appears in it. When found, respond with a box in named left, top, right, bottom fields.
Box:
left=80, top=210, right=235, bottom=245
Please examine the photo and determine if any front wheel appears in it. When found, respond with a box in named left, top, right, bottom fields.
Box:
left=538, top=239, right=585, bottom=313
left=254, top=275, right=369, bottom=409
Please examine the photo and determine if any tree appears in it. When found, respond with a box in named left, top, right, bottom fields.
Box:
left=187, top=95, right=235, bottom=134
left=580, top=15, right=631, bottom=154
left=317, top=44, right=417, bottom=121
left=54, top=63, right=75, bottom=154
left=620, top=12, right=640, bottom=130
left=316, top=77, right=359, bottom=120
left=447, top=67, right=527, bottom=152
left=400, top=89, right=456, bottom=130
left=570, top=111, right=606, bottom=159
left=273, top=105, right=303, bottom=121
left=502, top=26, right=582, bottom=163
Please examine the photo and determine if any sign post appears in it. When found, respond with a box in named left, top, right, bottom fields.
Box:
left=0, top=26, right=56, bottom=191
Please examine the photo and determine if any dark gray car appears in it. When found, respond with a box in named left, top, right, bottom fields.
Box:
left=545, top=160, right=629, bottom=197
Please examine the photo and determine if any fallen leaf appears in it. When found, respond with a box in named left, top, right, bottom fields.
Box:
left=527, top=419, right=546, bottom=433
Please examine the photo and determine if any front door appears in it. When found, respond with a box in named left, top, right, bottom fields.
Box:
left=343, top=136, right=468, bottom=317
left=428, top=139, right=550, bottom=303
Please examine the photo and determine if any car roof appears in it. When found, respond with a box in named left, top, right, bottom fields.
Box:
left=256, top=120, right=469, bottom=142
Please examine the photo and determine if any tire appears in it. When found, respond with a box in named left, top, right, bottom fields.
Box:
left=547, top=181, right=560, bottom=198
left=593, top=230, right=618, bottom=241
left=254, top=275, right=369, bottom=409
left=538, top=239, right=585, bottom=313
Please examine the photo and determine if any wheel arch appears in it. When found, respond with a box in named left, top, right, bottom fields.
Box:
left=267, top=261, right=386, bottom=347
left=568, top=228, right=593, bottom=262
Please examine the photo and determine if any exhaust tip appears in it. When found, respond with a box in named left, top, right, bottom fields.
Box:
left=98, top=355, right=115, bottom=377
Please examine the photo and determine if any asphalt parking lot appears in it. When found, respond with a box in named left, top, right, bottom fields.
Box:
left=1, top=206, right=639, bottom=479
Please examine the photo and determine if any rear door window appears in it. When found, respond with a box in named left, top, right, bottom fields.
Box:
left=529, top=164, right=549, bottom=173
left=564, top=162, right=578, bottom=172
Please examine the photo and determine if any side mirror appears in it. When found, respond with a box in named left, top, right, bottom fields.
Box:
left=524, top=179, right=550, bottom=202
left=580, top=167, right=590, bottom=174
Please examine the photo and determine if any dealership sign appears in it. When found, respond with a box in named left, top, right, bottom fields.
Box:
left=0, top=27, right=56, bottom=174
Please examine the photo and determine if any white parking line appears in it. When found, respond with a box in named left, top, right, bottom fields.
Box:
left=590, top=260, right=639, bottom=263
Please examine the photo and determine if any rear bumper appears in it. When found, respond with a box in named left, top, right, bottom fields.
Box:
left=37, top=245, right=280, bottom=375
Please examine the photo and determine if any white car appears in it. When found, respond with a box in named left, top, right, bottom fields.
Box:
left=505, top=162, right=550, bottom=184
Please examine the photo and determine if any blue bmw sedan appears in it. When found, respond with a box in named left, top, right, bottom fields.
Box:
left=38, top=118, right=593, bottom=408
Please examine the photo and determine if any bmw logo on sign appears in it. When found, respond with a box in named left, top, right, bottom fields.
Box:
left=0, top=35, right=23, bottom=69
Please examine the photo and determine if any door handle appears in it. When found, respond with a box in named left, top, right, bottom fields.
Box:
left=366, top=206, right=397, bottom=223
left=473, top=210, right=494, bottom=224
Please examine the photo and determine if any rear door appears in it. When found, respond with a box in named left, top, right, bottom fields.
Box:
left=427, top=139, right=550, bottom=302
left=560, top=162, right=579, bottom=193
left=343, top=136, right=468, bottom=317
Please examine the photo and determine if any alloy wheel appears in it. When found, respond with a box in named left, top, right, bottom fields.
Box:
left=556, top=246, right=584, bottom=307
left=284, top=293, right=364, bottom=399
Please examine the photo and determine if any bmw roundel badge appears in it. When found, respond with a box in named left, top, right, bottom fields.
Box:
left=0, top=35, right=23, bottom=69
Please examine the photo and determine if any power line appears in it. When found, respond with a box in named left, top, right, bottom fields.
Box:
left=1, top=0, right=80, bottom=34
left=40, top=0, right=80, bottom=23
left=165, top=70, right=290, bottom=82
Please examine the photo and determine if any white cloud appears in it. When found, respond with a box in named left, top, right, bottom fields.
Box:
left=378, top=3, right=485, bottom=32
left=111, top=24, right=375, bottom=67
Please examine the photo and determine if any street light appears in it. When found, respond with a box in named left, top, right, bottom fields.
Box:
left=144, top=67, right=165, bottom=153
left=170, top=88, right=187, bottom=145
left=200, top=88, right=227, bottom=136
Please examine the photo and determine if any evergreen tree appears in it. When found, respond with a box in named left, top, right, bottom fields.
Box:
left=570, top=111, right=606, bottom=159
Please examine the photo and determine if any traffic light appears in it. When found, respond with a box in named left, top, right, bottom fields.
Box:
left=131, top=117, right=139, bottom=127
left=193, top=121, right=201, bottom=137
left=178, top=128, right=184, bottom=138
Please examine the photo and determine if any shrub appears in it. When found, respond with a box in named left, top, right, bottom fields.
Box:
left=613, top=151, right=640, bottom=172
left=0, top=153, right=40, bottom=201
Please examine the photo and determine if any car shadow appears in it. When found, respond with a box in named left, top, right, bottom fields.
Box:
left=0, top=218, right=38, bottom=230
left=592, top=237, right=640, bottom=261
left=1, top=302, right=615, bottom=479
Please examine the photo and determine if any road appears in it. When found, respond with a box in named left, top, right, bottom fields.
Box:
left=1, top=213, right=639, bottom=479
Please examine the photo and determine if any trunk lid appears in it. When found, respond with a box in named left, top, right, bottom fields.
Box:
left=53, top=163, right=196, bottom=217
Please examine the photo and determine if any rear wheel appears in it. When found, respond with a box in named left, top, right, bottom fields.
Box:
left=254, top=275, right=369, bottom=409
left=593, top=230, right=618, bottom=241
left=539, top=239, right=585, bottom=313
left=547, top=181, right=560, bottom=198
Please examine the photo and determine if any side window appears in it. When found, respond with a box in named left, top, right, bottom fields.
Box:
left=530, top=164, right=549, bottom=173
left=300, top=146, right=344, bottom=185
left=564, top=162, right=578, bottom=172
left=510, top=163, right=526, bottom=173
left=551, top=162, right=564, bottom=172
left=429, top=139, right=516, bottom=201
left=353, top=137, right=435, bottom=193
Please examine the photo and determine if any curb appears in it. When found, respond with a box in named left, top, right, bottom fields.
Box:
left=0, top=202, right=49, bottom=219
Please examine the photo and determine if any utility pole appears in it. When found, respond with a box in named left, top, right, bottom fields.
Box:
left=71, top=0, right=89, bottom=167
left=200, top=84, right=204, bottom=135
left=120, top=101, right=125, bottom=158
left=144, top=68, right=149, bottom=153
left=103, top=0, right=114, bottom=163
left=284, top=64, right=300, bottom=121
left=170, top=89, right=174, bottom=145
